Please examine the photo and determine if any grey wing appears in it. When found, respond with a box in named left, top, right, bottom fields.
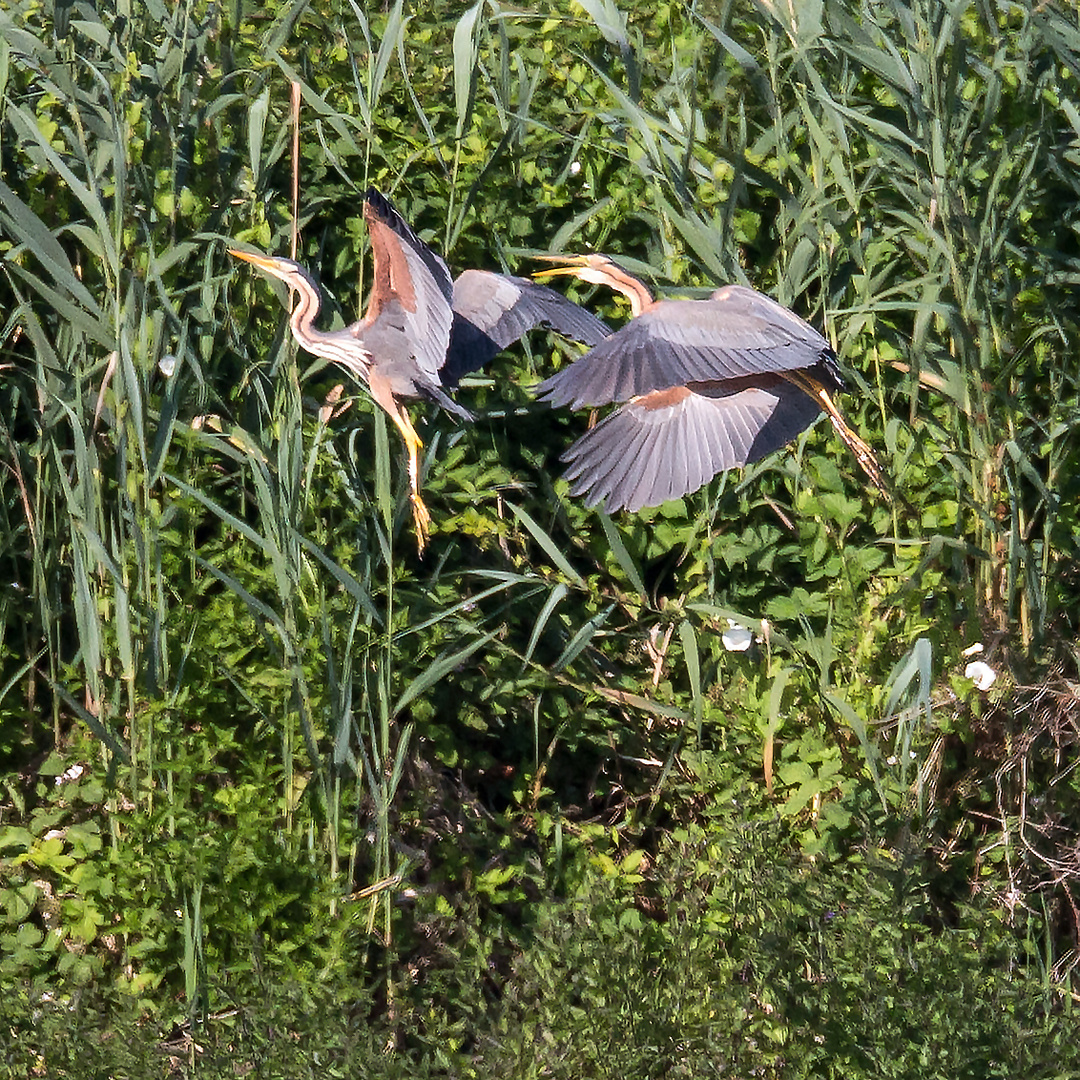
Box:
left=360, top=189, right=454, bottom=384
left=561, top=376, right=824, bottom=513
left=538, top=285, right=833, bottom=409
left=442, top=270, right=611, bottom=388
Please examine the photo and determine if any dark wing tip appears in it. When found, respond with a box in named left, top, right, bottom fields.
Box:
left=362, top=188, right=420, bottom=247
left=516, top=278, right=611, bottom=346
left=447, top=272, right=611, bottom=388
left=820, top=350, right=845, bottom=392
left=363, top=188, right=453, bottom=305
left=363, top=186, right=390, bottom=214
left=535, top=369, right=568, bottom=405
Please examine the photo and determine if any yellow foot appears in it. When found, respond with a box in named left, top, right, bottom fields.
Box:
left=410, top=493, right=431, bottom=554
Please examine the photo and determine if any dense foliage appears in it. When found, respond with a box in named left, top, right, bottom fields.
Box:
left=1, top=0, right=1079, bottom=1074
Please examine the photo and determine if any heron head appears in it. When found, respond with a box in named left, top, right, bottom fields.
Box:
left=228, top=248, right=318, bottom=293
left=532, top=252, right=621, bottom=288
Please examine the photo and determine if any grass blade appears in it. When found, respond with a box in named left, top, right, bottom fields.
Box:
left=393, top=629, right=499, bottom=717
left=507, top=503, right=584, bottom=586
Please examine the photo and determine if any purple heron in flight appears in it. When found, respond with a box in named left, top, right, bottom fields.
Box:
left=229, top=189, right=608, bottom=549
left=532, top=253, right=887, bottom=513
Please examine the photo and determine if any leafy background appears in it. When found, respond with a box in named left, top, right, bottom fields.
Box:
left=1, top=0, right=1079, bottom=1075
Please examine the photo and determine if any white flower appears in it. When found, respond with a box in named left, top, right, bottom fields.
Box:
left=55, top=763, right=85, bottom=785
left=965, top=660, right=997, bottom=691
left=569, top=160, right=582, bottom=176
left=721, top=619, right=753, bottom=652
left=961, top=642, right=984, bottom=657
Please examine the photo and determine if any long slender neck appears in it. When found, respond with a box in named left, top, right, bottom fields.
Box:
left=286, top=284, right=370, bottom=377
left=288, top=285, right=323, bottom=348
left=601, top=265, right=654, bottom=318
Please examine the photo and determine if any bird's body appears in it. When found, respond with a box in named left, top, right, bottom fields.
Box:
left=533, top=254, right=886, bottom=512
left=229, top=190, right=608, bottom=549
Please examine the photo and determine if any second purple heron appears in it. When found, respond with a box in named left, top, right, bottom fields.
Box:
left=534, top=253, right=887, bottom=513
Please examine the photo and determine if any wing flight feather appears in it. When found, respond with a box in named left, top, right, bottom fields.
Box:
left=562, top=379, right=825, bottom=512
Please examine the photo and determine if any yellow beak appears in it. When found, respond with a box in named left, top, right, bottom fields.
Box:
left=227, top=247, right=278, bottom=272
left=531, top=253, right=596, bottom=281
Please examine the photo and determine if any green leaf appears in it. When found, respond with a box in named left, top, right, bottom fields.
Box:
left=507, top=503, right=584, bottom=586
left=552, top=605, right=613, bottom=673
left=453, top=2, right=483, bottom=139
left=393, top=630, right=499, bottom=717
left=248, top=87, right=271, bottom=187
left=599, top=512, right=646, bottom=598
left=678, top=619, right=702, bottom=738
left=522, top=582, right=568, bottom=668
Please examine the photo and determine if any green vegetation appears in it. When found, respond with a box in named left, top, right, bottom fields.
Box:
left=1, top=0, right=1078, bottom=1074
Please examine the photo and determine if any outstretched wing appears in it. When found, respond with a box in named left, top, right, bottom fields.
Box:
left=442, top=270, right=611, bottom=388
left=359, top=189, right=454, bottom=385
left=560, top=375, right=825, bottom=512
left=538, top=285, right=835, bottom=409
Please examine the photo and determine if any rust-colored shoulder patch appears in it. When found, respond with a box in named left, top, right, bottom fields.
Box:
left=634, top=385, right=693, bottom=410
left=363, top=201, right=419, bottom=321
